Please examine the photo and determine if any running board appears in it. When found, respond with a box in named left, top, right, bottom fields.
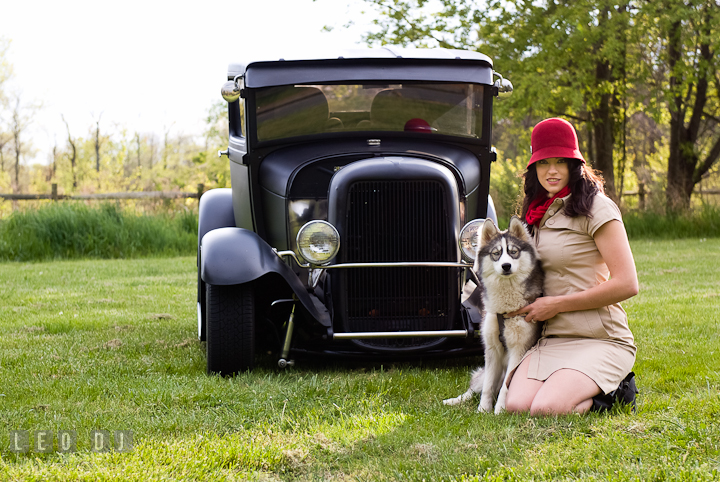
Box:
left=332, top=330, right=468, bottom=340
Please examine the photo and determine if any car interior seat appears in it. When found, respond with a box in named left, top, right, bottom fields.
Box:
left=256, top=86, right=329, bottom=140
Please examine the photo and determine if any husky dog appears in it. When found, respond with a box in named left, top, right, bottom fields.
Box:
left=444, top=216, right=544, bottom=414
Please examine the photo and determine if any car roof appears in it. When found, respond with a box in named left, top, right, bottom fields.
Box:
left=230, top=47, right=495, bottom=88
left=228, top=47, right=493, bottom=75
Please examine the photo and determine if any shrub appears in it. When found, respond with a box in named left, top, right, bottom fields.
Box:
left=624, top=203, right=720, bottom=239
left=0, top=203, right=197, bottom=261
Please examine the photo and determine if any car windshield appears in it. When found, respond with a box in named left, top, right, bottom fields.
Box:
left=254, top=83, right=484, bottom=142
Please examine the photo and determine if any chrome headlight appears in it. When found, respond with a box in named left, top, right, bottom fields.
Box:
left=288, top=199, right=328, bottom=253
left=296, top=220, right=340, bottom=265
left=459, top=219, right=484, bottom=262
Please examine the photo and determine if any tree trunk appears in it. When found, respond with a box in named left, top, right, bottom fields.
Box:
left=664, top=7, right=718, bottom=213
left=136, top=132, right=141, bottom=169
left=95, top=115, right=102, bottom=173
left=11, top=97, right=22, bottom=193
left=62, top=115, right=77, bottom=189
left=591, top=6, right=618, bottom=201
left=13, top=128, right=20, bottom=192
left=52, top=144, right=58, bottom=179
left=0, top=136, right=7, bottom=172
left=592, top=89, right=616, bottom=200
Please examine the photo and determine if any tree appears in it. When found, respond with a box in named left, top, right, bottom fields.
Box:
left=358, top=0, right=635, bottom=200
left=93, top=113, right=103, bottom=173
left=0, top=123, right=9, bottom=178
left=9, top=94, right=36, bottom=192
left=61, top=114, right=78, bottom=189
left=646, top=0, right=720, bottom=211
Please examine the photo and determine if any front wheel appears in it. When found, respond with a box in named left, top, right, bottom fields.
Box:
left=206, top=283, right=255, bottom=375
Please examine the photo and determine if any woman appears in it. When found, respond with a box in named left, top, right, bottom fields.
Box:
left=504, top=117, right=639, bottom=416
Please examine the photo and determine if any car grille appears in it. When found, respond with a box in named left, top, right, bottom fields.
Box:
left=341, top=180, right=456, bottom=349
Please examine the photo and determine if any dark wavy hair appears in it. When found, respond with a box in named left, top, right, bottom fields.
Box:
left=521, top=159, right=605, bottom=221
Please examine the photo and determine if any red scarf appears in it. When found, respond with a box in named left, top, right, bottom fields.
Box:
left=525, top=186, right=571, bottom=226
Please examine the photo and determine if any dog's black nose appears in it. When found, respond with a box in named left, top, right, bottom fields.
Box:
left=502, top=263, right=511, bottom=272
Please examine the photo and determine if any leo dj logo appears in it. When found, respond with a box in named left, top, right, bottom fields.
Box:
left=7, top=430, right=133, bottom=453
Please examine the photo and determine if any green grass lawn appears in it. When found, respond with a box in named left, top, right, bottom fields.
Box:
left=0, top=239, right=718, bottom=481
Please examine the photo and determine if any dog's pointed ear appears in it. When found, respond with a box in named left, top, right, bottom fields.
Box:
left=480, top=218, right=498, bottom=247
left=508, top=215, right=531, bottom=242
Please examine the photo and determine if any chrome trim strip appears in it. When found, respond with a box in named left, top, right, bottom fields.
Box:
left=322, top=261, right=472, bottom=269
left=275, top=250, right=472, bottom=270
left=333, top=330, right=468, bottom=340
left=274, top=250, right=480, bottom=286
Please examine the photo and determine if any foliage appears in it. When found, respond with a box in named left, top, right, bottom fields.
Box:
left=42, top=119, right=230, bottom=196
left=0, top=239, right=719, bottom=479
left=489, top=155, right=524, bottom=228
left=0, top=203, right=196, bottom=261
left=0, top=34, right=233, bottom=209
left=640, top=0, right=720, bottom=211
left=357, top=0, right=720, bottom=211
left=0, top=57, right=230, bottom=210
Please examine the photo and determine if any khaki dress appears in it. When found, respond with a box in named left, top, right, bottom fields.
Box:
left=509, top=193, right=637, bottom=394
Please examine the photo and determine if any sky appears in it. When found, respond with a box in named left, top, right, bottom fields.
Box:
left=1, top=0, right=374, bottom=164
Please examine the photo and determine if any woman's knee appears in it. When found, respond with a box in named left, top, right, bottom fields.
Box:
left=529, top=399, right=589, bottom=416
left=503, top=356, right=538, bottom=414
left=528, top=369, right=601, bottom=415
left=504, top=390, right=531, bottom=413
left=528, top=399, right=558, bottom=416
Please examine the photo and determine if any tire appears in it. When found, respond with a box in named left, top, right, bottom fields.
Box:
left=206, top=283, right=256, bottom=375
left=197, top=258, right=207, bottom=341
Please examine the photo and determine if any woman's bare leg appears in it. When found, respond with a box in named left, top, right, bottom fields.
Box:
left=505, top=356, right=544, bottom=413
left=505, top=357, right=602, bottom=415
left=529, top=369, right=601, bottom=416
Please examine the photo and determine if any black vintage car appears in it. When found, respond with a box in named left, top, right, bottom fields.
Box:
left=198, top=47, right=512, bottom=374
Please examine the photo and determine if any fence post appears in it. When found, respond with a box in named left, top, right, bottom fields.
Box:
left=197, top=184, right=204, bottom=200
left=51, top=184, right=58, bottom=201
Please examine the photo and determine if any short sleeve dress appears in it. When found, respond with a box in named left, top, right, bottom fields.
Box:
left=509, top=192, right=637, bottom=394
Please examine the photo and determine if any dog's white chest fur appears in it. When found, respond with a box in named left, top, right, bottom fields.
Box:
left=443, top=217, right=544, bottom=414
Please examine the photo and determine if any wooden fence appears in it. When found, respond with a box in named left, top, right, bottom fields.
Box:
left=0, top=184, right=205, bottom=201
left=2, top=183, right=717, bottom=205
left=621, top=184, right=720, bottom=210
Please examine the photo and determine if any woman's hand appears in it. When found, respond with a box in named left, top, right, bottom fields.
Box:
left=508, top=297, right=561, bottom=323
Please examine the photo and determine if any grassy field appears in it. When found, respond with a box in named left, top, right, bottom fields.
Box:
left=0, top=239, right=718, bottom=480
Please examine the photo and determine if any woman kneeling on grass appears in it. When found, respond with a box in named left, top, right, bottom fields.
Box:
left=505, top=117, right=639, bottom=416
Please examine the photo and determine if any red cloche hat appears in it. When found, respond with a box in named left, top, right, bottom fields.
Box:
left=404, top=118, right=436, bottom=133
left=528, top=118, right=586, bottom=168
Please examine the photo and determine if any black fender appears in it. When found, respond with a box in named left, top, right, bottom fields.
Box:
left=197, top=188, right=237, bottom=341
left=198, top=188, right=236, bottom=252
left=200, top=228, right=330, bottom=327
left=197, top=188, right=236, bottom=303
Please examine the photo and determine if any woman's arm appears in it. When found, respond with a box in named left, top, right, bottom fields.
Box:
left=509, top=219, right=639, bottom=322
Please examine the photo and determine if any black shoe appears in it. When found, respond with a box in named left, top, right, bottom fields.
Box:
left=591, top=372, right=638, bottom=413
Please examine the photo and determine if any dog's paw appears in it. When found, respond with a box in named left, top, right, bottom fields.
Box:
left=443, top=390, right=474, bottom=406
left=443, top=396, right=462, bottom=406
left=494, top=403, right=506, bottom=415
left=477, top=401, right=493, bottom=413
